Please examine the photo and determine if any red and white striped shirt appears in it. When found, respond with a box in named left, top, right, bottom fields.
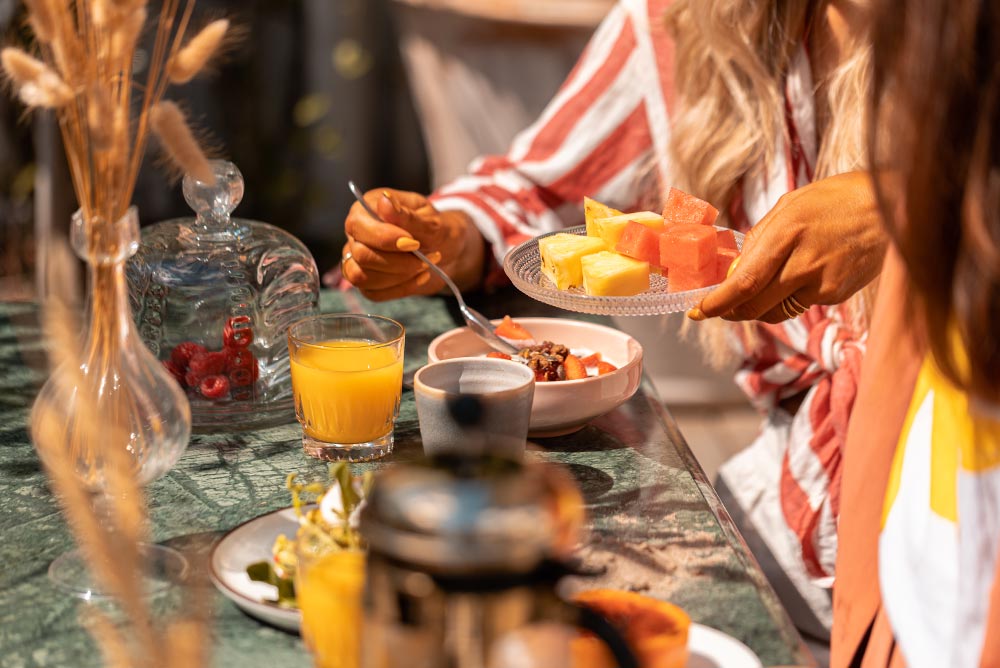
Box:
left=430, top=0, right=865, bottom=620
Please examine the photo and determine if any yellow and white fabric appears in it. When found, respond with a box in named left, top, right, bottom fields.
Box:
left=879, top=356, right=1000, bottom=667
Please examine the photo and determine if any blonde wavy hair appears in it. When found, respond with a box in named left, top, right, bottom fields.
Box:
left=661, top=0, right=873, bottom=367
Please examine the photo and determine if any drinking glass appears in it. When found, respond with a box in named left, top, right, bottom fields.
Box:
left=288, top=314, right=404, bottom=461
left=296, top=536, right=366, bottom=668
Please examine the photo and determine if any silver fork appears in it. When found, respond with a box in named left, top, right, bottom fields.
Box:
left=347, top=181, right=520, bottom=356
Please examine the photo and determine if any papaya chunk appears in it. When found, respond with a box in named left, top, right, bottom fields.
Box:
left=494, top=315, right=533, bottom=341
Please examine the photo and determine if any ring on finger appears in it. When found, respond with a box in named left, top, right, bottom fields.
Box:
left=780, top=295, right=807, bottom=319
left=342, top=251, right=354, bottom=267
left=786, top=294, right=808, bottom=315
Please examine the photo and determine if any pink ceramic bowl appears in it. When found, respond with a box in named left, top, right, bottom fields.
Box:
left=427, top=317, right=643, bottom=437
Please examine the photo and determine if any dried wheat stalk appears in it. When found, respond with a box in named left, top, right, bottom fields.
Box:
left=5, top=1, right=231, bottom=665
left=1, top=0, right=229, bottom=239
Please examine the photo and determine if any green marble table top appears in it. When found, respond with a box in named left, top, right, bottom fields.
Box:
left=0, top=290, right=813, bottom=667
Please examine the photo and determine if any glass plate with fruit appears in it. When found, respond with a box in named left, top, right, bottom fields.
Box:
left=503, top=192, right=744, bottom=316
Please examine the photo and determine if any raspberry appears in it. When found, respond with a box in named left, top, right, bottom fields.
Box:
left=186, top=351, right=228, bottom=388
left=162, top=360, right=186, bottom=386
left=226, top=348, right=259, bottom=387
left=229, top=367, right=255, bottom=387
left=199, top=374, right=230, bottom=399
left=226, top=347, right=254, bottom=368
left=223, top=316, right=253, bottom=348
left=171, top=342, right=206, bottom=370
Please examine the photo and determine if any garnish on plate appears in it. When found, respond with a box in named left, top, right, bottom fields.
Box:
left=246, top=463, right=372, bottom=607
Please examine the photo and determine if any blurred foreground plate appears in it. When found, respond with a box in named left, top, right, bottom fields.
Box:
left=210, top=507, right=302, bottom=633
left=687, top=624, right=763, bottom=668
left=211, top=508, right=763, bottom=665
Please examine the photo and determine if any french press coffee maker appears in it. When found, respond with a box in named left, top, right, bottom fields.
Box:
left=359, top=455, right=637, bottom=668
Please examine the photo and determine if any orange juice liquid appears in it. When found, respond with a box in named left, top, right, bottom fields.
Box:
left=298, top=550, right=366, bottom=668
left=290, top=340, right=403, bottom=443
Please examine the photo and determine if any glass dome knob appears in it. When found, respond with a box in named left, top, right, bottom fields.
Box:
left=183, top=160, right=245, bottom=224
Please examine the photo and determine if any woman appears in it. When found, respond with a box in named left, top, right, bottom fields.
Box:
left=830, top=0, right=1000, bottom=665
left=341, top=0, right=886, bottom=634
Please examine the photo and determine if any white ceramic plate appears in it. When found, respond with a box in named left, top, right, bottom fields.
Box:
left=503, top=225, right=744, bottom=316
left=210, top=507, right=302, bottom=633
left=687, top=623, right=763, bottom=668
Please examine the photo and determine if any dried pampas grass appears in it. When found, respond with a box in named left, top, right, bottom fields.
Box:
left=0, top=0, right=229, bottom=229
left=5, top=1, right=230, bottom=665
left=0, top=48, right=73, bottom=108
left=149, top=101, right=214, bottom=184
left=168, top=19, right=229, bottom=84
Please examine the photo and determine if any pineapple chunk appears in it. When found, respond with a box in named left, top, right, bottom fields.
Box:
left=584, top=197, right=623, bottom=237
left=593, top=211, right=664, bottom=247
left=581, top=251, right=650, bottom=297
left=539, top=233, right=607, bottom=290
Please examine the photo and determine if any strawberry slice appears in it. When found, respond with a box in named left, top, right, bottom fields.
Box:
left=597, top=361, right=618, bottom=375
left=494, top=315, right=533, bottom=341
left=563, top=354, right=588, bottom=380
left=580, top=352, right=602, bottom=368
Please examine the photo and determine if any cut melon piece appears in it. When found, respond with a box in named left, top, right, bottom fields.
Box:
left=615, top=221, right=663, bottom=266
left=668, top=264, right=718, bottom=292
left=715, top=248, right=740, bottom=282
left=494, top=315, right=534, bottom=342
left=662, top=187, right=719, bottom=226
left=584, top=197, right=623, bottom=237
left=581, top=251, right=650, bottom=297
left=716, top=228, right=738, bottom=250
left=659, top=223, right=718, bottom=272
left=538, top=233, right=607, bottom=290
left=593, top=211, right=663, bottom=247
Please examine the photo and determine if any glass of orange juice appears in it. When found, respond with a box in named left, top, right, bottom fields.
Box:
left=288, top=314, right=404, bottom=461
left=296, top=534, right=366, bottom=668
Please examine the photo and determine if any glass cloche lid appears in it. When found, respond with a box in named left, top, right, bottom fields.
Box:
left=127, top=160, right=320, bottom=432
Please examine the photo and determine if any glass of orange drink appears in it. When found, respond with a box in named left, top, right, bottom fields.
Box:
left=288, top=314, right=404, bottom=461
left=296, top=532, right=366, bottom=668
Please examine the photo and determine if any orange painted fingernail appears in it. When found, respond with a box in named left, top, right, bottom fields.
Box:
left=425, top=251, right=442, bottom=264
left=382, top=191, right=402, bottom=214
left=396, top=237, right=421, bottom=252
left=687, top=307, right=706, bottom=321
left=415, top=271, right=431, bottom=287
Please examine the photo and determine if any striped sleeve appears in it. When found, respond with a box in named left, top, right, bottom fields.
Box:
left=429, top=1, right=659, bottom=271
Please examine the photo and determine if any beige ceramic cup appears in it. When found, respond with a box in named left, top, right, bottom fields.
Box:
left=413, top=358, right=535, bottom=460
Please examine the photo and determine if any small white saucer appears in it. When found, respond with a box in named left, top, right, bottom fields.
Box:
left=687, top=623, right=763, bottom=668
left=210, top=507, right=302, bottom=633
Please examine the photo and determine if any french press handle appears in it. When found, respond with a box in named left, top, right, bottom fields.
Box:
left=561, top=601, right=640, bottom=668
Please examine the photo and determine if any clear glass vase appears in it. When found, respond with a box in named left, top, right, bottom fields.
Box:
left=31, top=207, right=191, bottom=598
